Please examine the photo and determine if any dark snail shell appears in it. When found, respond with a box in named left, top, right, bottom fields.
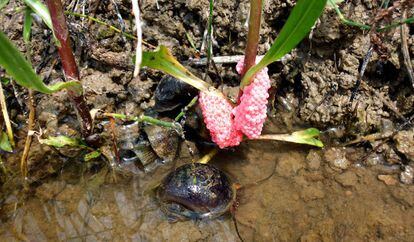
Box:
left=157, top=163, right=235, bottom=220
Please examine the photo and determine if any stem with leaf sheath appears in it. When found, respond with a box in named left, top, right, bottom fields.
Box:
left=46, top=0, right=93, bottom=138
left=238, top=0, right=262, bottom=102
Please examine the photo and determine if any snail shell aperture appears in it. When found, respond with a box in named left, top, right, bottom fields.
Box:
left=157, top=163, right=236, bottom=221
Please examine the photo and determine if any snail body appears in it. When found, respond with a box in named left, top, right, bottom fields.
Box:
left=157, top=163, right=236, bottom=221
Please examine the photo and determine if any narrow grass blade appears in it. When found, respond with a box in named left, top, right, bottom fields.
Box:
left=0, top=132, right=12, bottom=152
left=141, top=46, right=210, bottom=91
left=23, top=0, right=53, bottom=31
left=256, top=128, right=324, bottom=147
left=23, top=8, right=33, bottom=44
left=38, top=135, right=83, bottom=148
left=0, top=31, right=81, bottom=94
left=241, top=0, right=327, bottom=87
left=84, top=150, right=101, bottom=161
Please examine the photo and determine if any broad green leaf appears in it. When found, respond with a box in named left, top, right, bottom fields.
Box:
left=0, top=31, right=81, bottom=94
left=23, top=0, right=53, bottom=31
left=23, top=8, right=33, bottom=44
left=241, top=0, right=327, bottom=87
left=0, top=132, right=12, bottom=152
left=141, top=46, right=210, bottom=92
left=256, top=128, right=324, bottom=147
left=39, top=135, right=81, bottom=148
left=0, top=0, right=9, bottom=10
left=84, top=150, right=101, bottom=161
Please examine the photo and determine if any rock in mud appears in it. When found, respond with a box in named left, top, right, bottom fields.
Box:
left=365, top=153, right=386, bottom=166
left=394, top=130, right=414, bottom=161
left=399, top=165, right=414, bottom=185
left=378, top=175, right=398, bottom=186
left=306, top=150, right=321, bottom=170
left=335, top=171, right=358, bottom=187
left=324, top=147, right=350, bottom=171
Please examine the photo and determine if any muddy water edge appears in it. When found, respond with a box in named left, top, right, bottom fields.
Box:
left=1, top=0, right=414, bottom=241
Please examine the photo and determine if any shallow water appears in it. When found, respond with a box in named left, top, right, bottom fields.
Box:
left=1, top=139, right=414, bottom=241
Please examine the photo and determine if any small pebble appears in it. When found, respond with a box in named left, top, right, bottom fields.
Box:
left=400, top=165, right=414, bottom=185
left=345, top=190, right=353, bottom=196
left=324, top=147, right=350, bottom=170
left=378, top=175, right=398, bottom=185
left=306, top=150, right=321, bottom=170
left=335, top=171, right=358, bottom=187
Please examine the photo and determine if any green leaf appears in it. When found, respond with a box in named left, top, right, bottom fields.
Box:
left=241, top=0, right=327, bottom=87
left=1, top=77, right=10, bottom=85
left=257, top=128, right=324, bottom=147
left=39, top=135, right=81, bottom=148
left=141, top=46, right=210, bottom=92
left=23, top=0, right=53, bottom=31
left=84, top=150, right=101, bottom=161
left=23, top=8, right=33, bottom=44
left=0, top=132, right=12, bottom=152
left=0, top=0, right=9, bottom=10
left=0, top=31, right=81, bottom=94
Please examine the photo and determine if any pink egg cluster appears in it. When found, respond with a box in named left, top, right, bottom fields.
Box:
left=198, top=57, right=271, bottom=148
left=233, top=60, right=270, bottom=138
left=199, top=90, right=243, bottom=148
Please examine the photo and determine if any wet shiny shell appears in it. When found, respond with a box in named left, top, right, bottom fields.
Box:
left=143, top=123, right=179, bottom=162
left=157, top=163, right=235, bottom=220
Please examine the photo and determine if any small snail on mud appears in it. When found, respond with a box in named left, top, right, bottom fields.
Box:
left=156, top=163, right=237, bottom=221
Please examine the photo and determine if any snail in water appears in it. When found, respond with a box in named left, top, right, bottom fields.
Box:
left=156, top=162, right=276, bottom=241
left=156, top=163, right=238, bottom=221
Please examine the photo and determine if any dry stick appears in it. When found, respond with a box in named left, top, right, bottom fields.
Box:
left=20, top=90, right=36, bottom=178
left=0, top=81, right=15, bottom=147
left=186, top=54, right=292, bottom=66
left=46, top=0, right=93, bottom=138
left=400, top=9, right=414, bottom=88
left=132, top=0, right=142, bottom=77
left=197, top=148, right=218, bottom=164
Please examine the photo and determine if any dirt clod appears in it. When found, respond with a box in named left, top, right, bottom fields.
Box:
left=378, top=174, right=398, bottom=186
left=324, top=147, right=350, bottom=171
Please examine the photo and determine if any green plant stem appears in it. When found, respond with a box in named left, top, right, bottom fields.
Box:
left=377, top=17, right=414, bottom=32
left=242, top=0, right=262, bottom=76
left=46, top=0, right=93, bottom=138
left=104, top=113, right=181, bottom=130
left=329, top=0, right=414, bottom=32
left=175, top=96, right=198, bottom=121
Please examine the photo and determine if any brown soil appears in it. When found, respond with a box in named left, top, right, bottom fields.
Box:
left=1, top=0, right=414, bottom=241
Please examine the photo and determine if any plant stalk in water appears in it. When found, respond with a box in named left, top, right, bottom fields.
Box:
left=46, top=0, right=93, bottom=138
